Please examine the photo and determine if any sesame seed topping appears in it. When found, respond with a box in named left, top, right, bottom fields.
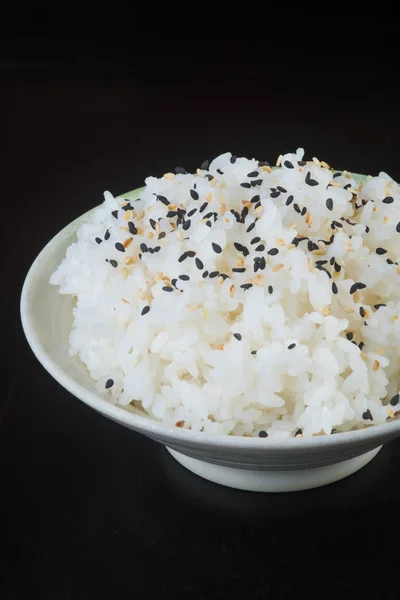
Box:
left=326, top=198, right=333, bottom=211
left=376, top=247, right=387, bottom=255
left=240, top=283, right=253, bottom=290
left=190, top=189, right=199, bottom=200
left=202, top=271, right=209, bottom=278
left=233, top=333, right=242, bottom=341
left=362, top=409, right=373, bottom=421
left=209, top=271, right=219, bottom=278
left=247, top=171, right=259, bottom=178
left=141, top=305, right=150, bottom=316
left=246, top=222, right=256, bottom=233
left=175, top=166, right=187, bottom=174
left=115, top=242, right=125, bottom=253
left=383, top=196, right=394, bottom=204
left=241, top=182, right=251, bottom=189
left=212, top=242, right=222, bottom=254
left=162, top=286, right=174, bottom=292
left=283, top=160, right=294, bottom=169
left=179, top=275, right=190, bottom=281
left=157, top=195, right=170, bottom=206
left=286, top=195, right=294, bottom=206
left=305, top=171, right=319, bottom=186
left=288, top=343, right=296, bottom=350
left=258, top=430, right=268, bottom=438
left=332, top=282, right=338, bottom=294
left=251, top=237, right=261, bottom=245
left=232, top=267, right=246, bottom=273
left=105, top=379, right=114, bottom=389
left=390, top=394, right=399, bottom=406
left=374, top=303, right=386, bottom=309
left=359, top=307, right=365, bottom=318
left=267, top=248, right=279, bottom=256
left=346, top=332, right=353, bottom=340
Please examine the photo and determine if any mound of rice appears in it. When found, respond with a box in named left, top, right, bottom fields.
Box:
left=50, top=149, right=400, bottom=439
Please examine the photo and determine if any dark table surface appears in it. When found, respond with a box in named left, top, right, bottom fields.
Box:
left=2, top=23, right=400, bottom=599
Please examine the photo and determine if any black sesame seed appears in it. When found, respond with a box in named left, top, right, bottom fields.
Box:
left=233, top=333, right=242, bottom=341
left=254, top=202, right=262, bottom=210
left=376, top=247, right=387, bottom=255
left=396, top=222, right=400, bottom=233
left=111, top=210, right=119, bottom=219
left=330, top=257, right=335, bottom=265
left=140, top=243, right=148, bottom=253
left=149, top=218, right=156, bottom=230
left=251, top=350, right=257, bottom=355
left=293, top=203, right=301, bottom=214
left=205, top=174, right=214, bottom=182
left=343, top=183, right=352, bottom=190
left=383, top=196, right=394, bottom=204
left=167, top=210, right=177, bottom=218
left=334, top=262, right=341, bottom=273
left=187, top=208, right=197, bottom=218
left=162, top=286, right=174, bottom=292
left=267, top=247, right=279, bottom=256
left=359, top=307, right=365, bottom=318
left=115, top=242, right=125, bottom=253
left=295, top=429, right=303, bottom=437
left=148, top=248, right=154, bottom=254
left=216, top=169, right=224, bottom=175
left=268, top=285, right=273, bottom=294
left=359, top=341, right=365, bottom=349
left=157, top=195, right=170, bottom=206
left=179, top=274, right=190, bottom=281
left=154, top=246, right=161, bottom=252
left=270, top=191, right=281, bottom=199
left=205, top=221, right=212, bottom=228
left=230, top=155, right=237, bottom=164
left=258, top=430, right=268, bottom=438
left=105, top=379, right=114, bottom=389
left=350, top=283, right=359, bottom=295
left=234, top=242, right=244, bottom=252
left=332, top=221, right=342, bottom=228
left=308, top=241, right=319, bottom=252
left=232, top=267, right=246, bottom=273
left=182, top=220, right=191, bottom=231
left=286, top=195, right=294, bottom=206
left=251, top=179, right=263, bottom=187
left=305, top=171, right=318, bottom=186
left=277, top=186, right=287, bottom=193
left=284, top=160, right=294, bottom=169
left=247, top=171, right=259, bottom=178
left=201, top=159, right=209, bottom=170
left=346, top=332, right=353, bottom=340
left=158, top=232, right=166, bottom=240
left=357, top=283, right=367, bottom=290
left=316, top=260, right=328, bottom=266
left=291, top=237, right=299, bottom=247
left=202, top=271, right=209, bottom=278
left=259, top=257, right=266, bottom=270
left=195, top=257, right=204, bottom=270
left=95, top=237, right=102, bottom=244
left=387, top=258, right=394, bottom=265
left=251, top=195, right=260, bottom=204
left=251, top=237, right=261, bottom=245
left=246, top=222, right=256, bottom=233
left=200, top=202, right=208, bottom=213
left=104, top=229, right=110, bottom=240
left=241, top=283, right=253, bottom=290
left=240, top=182, right=251, bottom=189
left=390, top=394, right=399, bottom=406
left=209, top=271, right=219, bottom=278
left=288, top=343, right=296, bottom=350
left=190, top=189, right=199, bottom=200
left=128, top=222, right=138, bottom=235
left=333, top=172, right=341, bottom=178
left=141, top=305, right=151, bottom=316
left=254, top=244, right=265, bottom=252
left=175, top=166, right=187, bottom=174
left=374, top=303, right=386, bottom=309
left=362, top=409, right=373, bottom=421
left=332, top=282, right=338, bottom=294
left=121, top=202, right=133, bottom=211
left=326, top=198, right=333, bottom=211
left=301, top=206, right=307, bottom=216
left=109, top=259, right=118, bottom=268
left=171, top=279, right=178, bottom=288
left=178, top=252, right=188, bottom=263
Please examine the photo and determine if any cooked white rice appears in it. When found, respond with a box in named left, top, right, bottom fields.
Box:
left=50, top=149, right=400, bottom=439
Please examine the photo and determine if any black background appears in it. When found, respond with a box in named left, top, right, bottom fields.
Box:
left=2, top=4, right=400, bottom=599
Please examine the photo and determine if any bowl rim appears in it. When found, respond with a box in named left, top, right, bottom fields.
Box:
left=20, top=181, right=400, bottom=452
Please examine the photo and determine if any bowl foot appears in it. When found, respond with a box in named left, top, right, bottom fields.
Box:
left=166, top=446, right=382, bottom=492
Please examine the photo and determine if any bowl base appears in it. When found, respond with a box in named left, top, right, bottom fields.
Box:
left=166, top=446, right=382, bottom=492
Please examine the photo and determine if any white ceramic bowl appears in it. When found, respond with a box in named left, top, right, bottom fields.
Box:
left=21, top=186, right=400, bottom=493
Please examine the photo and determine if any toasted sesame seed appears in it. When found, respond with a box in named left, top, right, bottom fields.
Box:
left=322, top=307, right=330, bottom=316
left=272, top=263, right=284, bottom=272
left=229, top=285, right=235, bottom=297
left=105, top=379, right=114, bottom=389
left=376, top=247, right=387, bottom=255
left=233, top=333, right=242, bottom=341
left=288, top=343, right=296, bottom=350
left=332, top=282, right=338, bottom=294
